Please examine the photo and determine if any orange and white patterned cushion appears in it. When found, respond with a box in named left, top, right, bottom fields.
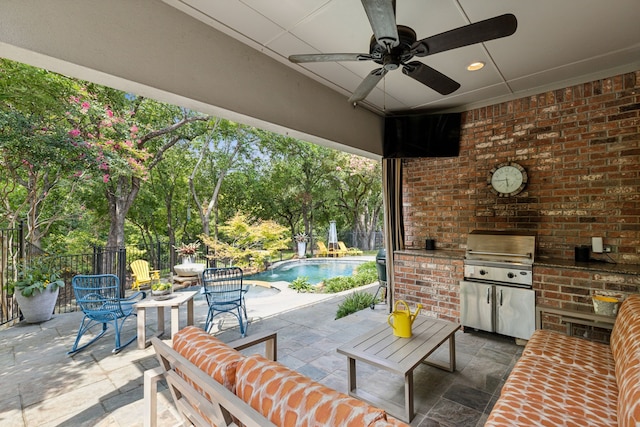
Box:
left=611, top=294, right=640, bottom=373
left=173, top=325, right=244, bottom=393
left=500, top=355, right=618, bottom=424
left=523, top=329, right=615, bottom=379
left=235, top=354, right=402, bottom=427
left=617, top=354, right=640, bottom=427
left=485, top=389, right=615, bottom=427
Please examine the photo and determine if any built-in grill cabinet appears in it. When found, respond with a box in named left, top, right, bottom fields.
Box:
left=460, top=230, right=536, bottom=340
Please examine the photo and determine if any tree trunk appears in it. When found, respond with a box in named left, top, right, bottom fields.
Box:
left=105, top=176, right=140, bottom=248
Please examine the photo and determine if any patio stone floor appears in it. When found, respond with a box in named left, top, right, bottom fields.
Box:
left=1, top=281, right=523, bottom=427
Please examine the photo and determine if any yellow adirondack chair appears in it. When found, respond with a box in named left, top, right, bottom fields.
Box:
left=320, top=241, right=344, bottom=257
left=130, top=260, right=160, bottom=291
left=338, top=241, right=363, bottom=256
left=316, top=241, right=329, bottom=257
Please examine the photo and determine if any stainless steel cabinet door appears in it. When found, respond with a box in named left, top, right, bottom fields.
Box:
left=460, top=281, right=494, bottom=333
left=496, top=286, right=535, bottom=340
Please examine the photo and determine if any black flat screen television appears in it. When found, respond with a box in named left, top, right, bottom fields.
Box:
left=383, top=112, right=461, bottom=158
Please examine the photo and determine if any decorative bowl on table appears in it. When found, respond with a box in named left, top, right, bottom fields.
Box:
left=151, top=283, right=172, bottom=297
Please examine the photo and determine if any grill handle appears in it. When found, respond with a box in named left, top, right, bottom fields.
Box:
left=467, top=250, right=532, bottom=259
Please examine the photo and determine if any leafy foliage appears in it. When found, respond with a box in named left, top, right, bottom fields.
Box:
left=335, top=291, right=376, bottom=319
left=201, top=213, right=289, bottom=267
left=6, top=257, right=65, bottom=297
left=0, top=59, right=384, bottom=255
left=288, top=276, right=314, bottom=293
left=322, top=261, right=377, bottom=293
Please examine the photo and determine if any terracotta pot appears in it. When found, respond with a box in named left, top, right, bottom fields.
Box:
left=15, top=287, right=59, bottom=323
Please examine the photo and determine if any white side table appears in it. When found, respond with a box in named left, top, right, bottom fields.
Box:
left=135, top=290, right=197, bottom=349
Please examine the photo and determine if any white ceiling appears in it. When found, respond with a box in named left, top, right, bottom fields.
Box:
left=163, top=0, right=640, bottom=115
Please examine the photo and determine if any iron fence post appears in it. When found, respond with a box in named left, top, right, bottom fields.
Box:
left=117, top=247, right=126, bottom=298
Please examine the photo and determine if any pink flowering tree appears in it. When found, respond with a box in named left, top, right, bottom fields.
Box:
left=65, top=85, right=211, bottom=248
left=0, top=59, right=90, bottom=247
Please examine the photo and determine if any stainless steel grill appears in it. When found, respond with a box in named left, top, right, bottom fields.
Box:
left=460, top=230, right=537, bottom=340
left=464, top=230, right=535, bottom=288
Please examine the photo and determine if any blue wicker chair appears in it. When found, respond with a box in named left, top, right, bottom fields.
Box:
left=68, top=274, right=146, bottom=354
left=202, top=267, right=248, bottom=336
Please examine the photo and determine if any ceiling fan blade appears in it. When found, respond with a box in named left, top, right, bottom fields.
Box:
left=348, top=68, right=388, bottom=103
left=402, top=61, right=460, bottom=95
left=289, top=53, right=372, bottom=63
left=412, top=13, right=517, bottom=57
left=361, top=0, right=399, bottom=49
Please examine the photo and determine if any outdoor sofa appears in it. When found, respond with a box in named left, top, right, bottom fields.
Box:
left=145, top=325, right=409, bottom=426
left=486, top=293, right=640, bottom=426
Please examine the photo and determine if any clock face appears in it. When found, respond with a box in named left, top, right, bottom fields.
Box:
left=488, top=162, right=527, bottom=196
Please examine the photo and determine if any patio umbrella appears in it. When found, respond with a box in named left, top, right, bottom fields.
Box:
left=328, top=221, right=338, bottom=251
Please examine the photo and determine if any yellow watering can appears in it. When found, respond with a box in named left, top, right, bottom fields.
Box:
left=387, top=300, right=423, bottom=338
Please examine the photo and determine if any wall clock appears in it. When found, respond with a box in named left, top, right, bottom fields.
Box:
left=488, top=162, right=528, bottom=197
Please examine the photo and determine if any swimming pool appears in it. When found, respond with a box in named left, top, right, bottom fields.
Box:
left=247, top=259, right=365, bottom=285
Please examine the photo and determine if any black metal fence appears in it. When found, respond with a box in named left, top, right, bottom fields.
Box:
left=0, top=233, right=212, bottom=326
left=1, top=226, right=382, bottom=326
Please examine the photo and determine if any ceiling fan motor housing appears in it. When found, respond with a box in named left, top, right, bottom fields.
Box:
left=369, top=25, right=417, bottom=68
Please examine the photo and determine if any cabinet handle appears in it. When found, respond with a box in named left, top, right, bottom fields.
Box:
left=486, top=287, right=491, bottom=304
left=499, top=289, right=503, bottom=306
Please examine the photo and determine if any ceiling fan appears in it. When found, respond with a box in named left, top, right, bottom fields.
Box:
left=289, top=0, right=517, bottom=104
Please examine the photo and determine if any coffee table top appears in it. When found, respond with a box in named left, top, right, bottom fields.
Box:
left=134, top=290, right=198, bottom=308
left=337, top=317, right=460, bottom=375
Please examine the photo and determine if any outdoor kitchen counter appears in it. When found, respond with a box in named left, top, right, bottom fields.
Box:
left=396, top=250, right=640, bottom=276
left=535, top=257, right=640, bottom=276
left=395, top=248, right=464, bottom=260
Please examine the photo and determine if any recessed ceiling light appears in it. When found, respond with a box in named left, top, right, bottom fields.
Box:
left=467, top=62, right=485, bottom=71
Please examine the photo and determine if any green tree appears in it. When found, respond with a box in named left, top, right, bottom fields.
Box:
left=189, top=120, right=262, bottom=238
left=259, top=138, right=337, bottom=253
left=331, top=154, right=383, bottom=250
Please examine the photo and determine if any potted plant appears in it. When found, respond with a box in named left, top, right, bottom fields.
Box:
left=174, top=242, right=200, bottom=264
left=294, top=233, right=309, bottom=258
left=7, top=258, right=65, bottom=323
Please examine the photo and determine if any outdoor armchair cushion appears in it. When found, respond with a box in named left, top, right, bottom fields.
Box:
left=236, top=353, right=389, bottom=427
left=173, top=325, right=244, bottom=393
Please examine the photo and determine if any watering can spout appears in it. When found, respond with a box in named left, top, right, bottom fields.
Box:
left=410, top=303, right=423, bottom=324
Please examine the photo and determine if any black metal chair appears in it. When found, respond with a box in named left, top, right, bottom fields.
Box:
left=68, top=274, right=146, bottom=354
left=202, top=267, right=248, bottom=336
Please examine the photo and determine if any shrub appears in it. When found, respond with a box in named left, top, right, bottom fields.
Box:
left=336, top=291, right=376, bottom=319
left=323, top=261, right=377, bottom=293
left=323, top=276, right=357, bottom=293
left=289, top=276, right=314, bottom=293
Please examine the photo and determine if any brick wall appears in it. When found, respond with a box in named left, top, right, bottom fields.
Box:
left=403, top=70, right=640, bottom=263
left=396, top=70, right=640, bottom=325
left=393, top=252, right=463, bottom=322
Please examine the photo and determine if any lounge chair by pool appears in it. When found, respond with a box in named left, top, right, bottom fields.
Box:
left=339, top=241, right=363, bottom=255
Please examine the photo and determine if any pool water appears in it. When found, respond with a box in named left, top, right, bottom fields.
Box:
left=247, top=260, right=364, bottom=285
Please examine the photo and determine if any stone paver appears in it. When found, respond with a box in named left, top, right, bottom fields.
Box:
left=1, top=272, right=523, bottom=427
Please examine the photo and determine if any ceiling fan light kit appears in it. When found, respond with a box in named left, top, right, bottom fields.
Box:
left=288, top=0, right=517, bottom=104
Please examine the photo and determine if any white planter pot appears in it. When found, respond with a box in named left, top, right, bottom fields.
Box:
left=174, top=263, right=205, bottom=277
left=181, top=256, right=195, bottom=264
left=15, top=287, right=59, bottom=323
left=297, top=242, right=306, bottom=258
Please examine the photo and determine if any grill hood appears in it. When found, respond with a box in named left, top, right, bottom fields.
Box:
left=465, top=230, right=536, bottom=266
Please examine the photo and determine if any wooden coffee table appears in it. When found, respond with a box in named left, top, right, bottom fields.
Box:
left=135, top=290, right=198, bottom=349
left=337, top=316, right=460, bottom=423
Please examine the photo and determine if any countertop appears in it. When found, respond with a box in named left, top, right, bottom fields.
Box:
left=395, top=249, right=640, bottom=276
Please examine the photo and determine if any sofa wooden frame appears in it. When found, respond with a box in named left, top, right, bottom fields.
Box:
left=144, top=331, right=277, bottom=427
